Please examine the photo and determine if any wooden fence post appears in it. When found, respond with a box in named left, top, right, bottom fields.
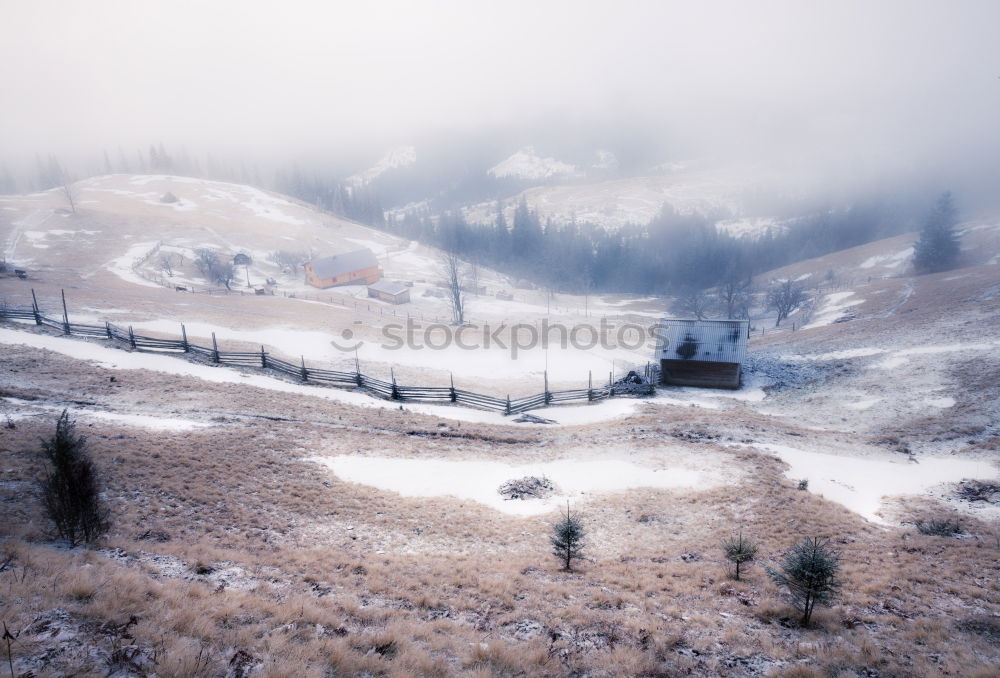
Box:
left=105, top=322, right=112, bottom=339
left=505, top=394, right=511, bottom=416
left=211, top=332, right=220, bottom=363
left=354, top=356, right=363, bottom=387
left=181, top=324, right=189, bottom=352
left=588, top=370, right=593, bottom=401
left=128, top=325, right=136, bottom=349
left=449, top=372, right=456, bottom=402
left=544, top=370, right=551, bottom=405
left=300, top=356, right=308, bottom=381
left=30, top=289, right=41, bottom=325
left=260, top=345, right=267, bottom=368
left=390, top=368, right=399, bottom=400
left=61, top=289, right=70, bottom=334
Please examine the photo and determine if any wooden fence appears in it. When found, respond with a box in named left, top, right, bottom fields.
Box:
left=0, top=291, right=657, bottom=417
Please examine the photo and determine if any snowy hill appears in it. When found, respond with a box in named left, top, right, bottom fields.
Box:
left=465, top=169, right=751, bottom=229
left=487, top=146, right=578, bottom=181
left=347, top=146, right=417, bottom=186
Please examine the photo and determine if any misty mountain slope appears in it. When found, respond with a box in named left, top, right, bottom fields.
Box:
left=736, top=218, right=1000, bottom=460
left=461, top=165, right=755, bottom=230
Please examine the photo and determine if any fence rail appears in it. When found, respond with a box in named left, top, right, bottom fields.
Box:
left=0, top=291, right=657, bottom=418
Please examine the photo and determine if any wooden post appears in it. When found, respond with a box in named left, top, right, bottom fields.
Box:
left=211, top=332, right=220, bottom=363
left=505, top=394, right=511, bottom=416
left=105, top=321, right=112, bottom=339
left=609, top=371, right=613, bottom=397
left=260, top=345, right=267, bottom=368
left=181, top=324, right=189, bottom=352
left=544, top=370, right=551, bottom=405
left=300, top=356, right=308, bottom=381
left=450, top=372, right=457, bottom=402
left=61, top=289, right=70, bottom=334
left=30, top=288, right=41, bottom=325
left=128, top=325, right=136, bottom=349
left=390, top=368, right=399, bottom=400
left=588, top=370, right=593, bottom=401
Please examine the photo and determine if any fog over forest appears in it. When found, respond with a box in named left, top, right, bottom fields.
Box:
left=3, top=0, right=999, bottom=203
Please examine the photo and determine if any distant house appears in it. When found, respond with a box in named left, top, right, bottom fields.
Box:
left=657, top=318, right=749, bottom=389
left=367, top=279, right=410, bottom=304
left=233, top=253, right=252, bottom=266
left=304, top=249, right=380, bottom=288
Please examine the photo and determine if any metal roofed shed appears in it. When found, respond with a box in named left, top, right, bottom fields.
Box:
left=304, top=248, right=380, bottom=288
left=656, top=318, right=749, bottom=389
left=367, top=278, right=411, bottom=304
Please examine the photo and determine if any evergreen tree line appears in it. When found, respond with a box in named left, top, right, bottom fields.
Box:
left=381, top=195, right=931, bottom=296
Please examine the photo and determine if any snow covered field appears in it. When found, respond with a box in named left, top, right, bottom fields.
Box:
left=309, top=455, right=716, bottom=516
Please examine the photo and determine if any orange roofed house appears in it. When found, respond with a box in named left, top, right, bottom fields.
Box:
left=304, top=249, right=381, bottom=288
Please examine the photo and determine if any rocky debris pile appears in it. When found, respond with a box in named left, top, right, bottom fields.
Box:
left=956, top=480, right=1000, bottom=504
left=514, top=412, right=557, bottom=424
left=742, top=351, right=830, bottom=392
left=613, top=370, right=655, bottom=395
left=498, top=475, right=556, bottom=500
left=160, top=191, right=179, bottom=203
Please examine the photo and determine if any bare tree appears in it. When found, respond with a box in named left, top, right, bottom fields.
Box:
left=267, top=249, right=308, bottom=273
left=61, top=171, right=77, bottom=215
left=767, top=280, right=807, bottom=327
left=720, top=269, right=752, bottom=319
left=442, top=250, right=467, bottom=325
left=673, top=288, right=711, bottom=320
left=159, top=254, right=174, bottom=277
left=194, top=248, right=235, bottom=290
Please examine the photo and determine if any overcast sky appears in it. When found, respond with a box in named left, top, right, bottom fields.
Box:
left=2, top=0, right=999, bottom=191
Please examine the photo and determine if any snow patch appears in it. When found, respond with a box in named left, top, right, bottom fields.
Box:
left=758, top=443, right=997, bottom=523
left=347, top=146, right=416, bottom=186
left=860, top=247, right=913, bottom=270
left=309, top=455, right=712, bottom=516
left=489, top=146, right=576, bottom=180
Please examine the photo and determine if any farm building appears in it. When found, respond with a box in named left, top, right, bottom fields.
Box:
left=657, top=318, right=749, bottom=389
left=232, top=252, right=252, bottom=266
left=304, top=249, right=380, bottom=288
left=367, top=279, right=410, bottom=304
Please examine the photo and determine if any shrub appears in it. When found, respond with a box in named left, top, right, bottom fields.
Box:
left=767, top=537, right=841, bottom=626
left=916, top=518, right=962, bottom=537
left=551, top=504, right=584, bottom=571
left=797, top=479, right=809, bottom=491
left=722, top=532, right=758, bottom=580
left=37, top=410, right=110, bottom=546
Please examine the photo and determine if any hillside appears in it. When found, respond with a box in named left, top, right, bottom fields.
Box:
left=1, top=176, right=998, bottom=677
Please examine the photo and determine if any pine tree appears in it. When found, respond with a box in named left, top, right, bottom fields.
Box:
left=37, top=411, right=110, bottom=546
left=767, top=537, right=841, bottom=626
left=913, top=191, right=960, bottom=274
left=722, top=532, right=758, bottom=580
left=551, top=503, right=584, bottom=571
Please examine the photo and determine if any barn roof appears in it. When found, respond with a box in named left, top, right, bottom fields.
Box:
left=308, top=249, right=378, bottom=279
left=368, top=279, right=409, bottom=296
left=657, top=318, right=749, bottom=364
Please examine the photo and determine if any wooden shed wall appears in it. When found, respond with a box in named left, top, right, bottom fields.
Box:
left=660, top=359, right=741, bottom=389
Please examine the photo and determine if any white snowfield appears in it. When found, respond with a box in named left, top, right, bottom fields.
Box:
left=308, top=455, right=713, bottom=516
left=2, top=397, right=208, bottom=432
left=126, top=318, right=655, bottom=383
left=804, top=291, right=864, bottom=329
left=0, top=328, right=655, bottom=427
left=488, top=146, right=577, bottom=180
left=758, top=443, right=998, bottom=524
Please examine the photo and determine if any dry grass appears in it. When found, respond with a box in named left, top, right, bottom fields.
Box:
left=1, top=330, right=999, bottom=676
